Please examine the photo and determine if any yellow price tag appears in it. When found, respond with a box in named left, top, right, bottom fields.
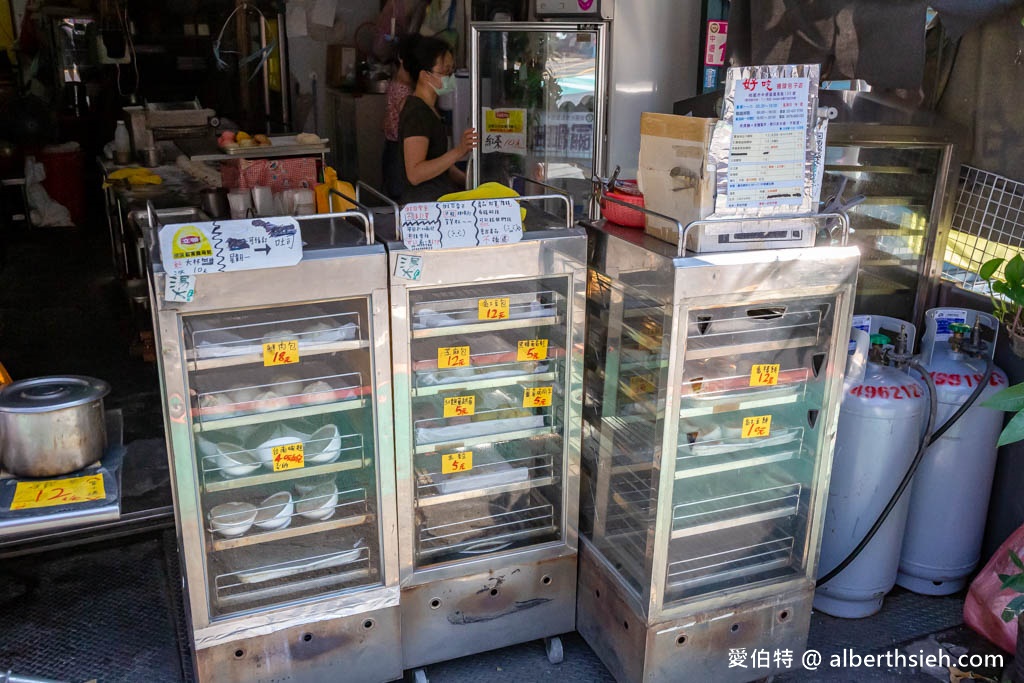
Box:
left=263, top=339, right=300, bottom=367
left=438, top=345, right=470, bottom=369
left=272, top=442, right=305, bottom=472
left=630, top=375, right=656, bottom=394
left=442, top=451, right=473, bottom=474
left=478, top=297, right=510, bottom=321
left=750, top=363, right=781, bottom=387
left=10, top=474, right=106, bottom=511
left=517, top=339, right=549, bottom=362
left=523, top=386, right=553, bottom=408
left=741, top=415, right=772, bottom=439
left=443, top=395, right=476, bottom=417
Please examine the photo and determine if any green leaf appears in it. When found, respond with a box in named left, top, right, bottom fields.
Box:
left=981, top=258, right=1005, bottom=281
left=993, top=281, right=1011, bottom=296
left=1003, top=595, right=1024, bottom=622
left=983, top=382, right=1024, bottom=412
left=1013, top=550, right=1024, bottom=571
left=1005, top=254, right=1024, bottom=289
left=998, top=411, right=1024, bottom=447
left=1000, top=571, right=1024, bottom=592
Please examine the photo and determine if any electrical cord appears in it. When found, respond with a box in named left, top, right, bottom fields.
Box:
left=817, top=357, right=995, bottom=587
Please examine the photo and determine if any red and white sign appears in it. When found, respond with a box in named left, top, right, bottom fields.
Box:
left=705, top=21, right=728, bottom=67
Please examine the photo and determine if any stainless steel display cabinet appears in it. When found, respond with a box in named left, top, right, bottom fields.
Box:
left=578, top=221, right=859, bottom=682
left=369, top=186, right=586, bottom=673
left=148, top=212, right=401, bottom=683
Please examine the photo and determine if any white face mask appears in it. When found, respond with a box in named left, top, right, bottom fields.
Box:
left=433, top=73, right=456, bottom=96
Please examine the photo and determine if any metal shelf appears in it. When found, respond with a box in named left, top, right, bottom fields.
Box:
left=678, top=385, right=803, bottom=419
left=193, top=397, right=368, bottom=433
left=670, top=483, right=801, bottom=540
left=684, top=335, right=819, bottom=362
left=187, top=339, right=369, bottom=372
left=412, top=315, right=562, bottom=339
left=418, top=475, right=559, bottom=508
left=203, top=455, right=367, bottom=493
left=210, top=510, right=374, bottom=551
left=416, top=450, right=559, bottom=507
left=414, top=425, right=555, bottom=455
left=666, top=534, right=796, bottom=594
left=216, top=566, right=371, bottom=608
left=412, top=370, right=558, bottom=398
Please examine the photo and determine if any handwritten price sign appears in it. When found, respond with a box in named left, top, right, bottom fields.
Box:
left=741, top=415, right=772, bottom=439
left=438, top=345, right=470, bottom=369
left=517, top=339, right=549, bottom=362
left=443, top=395, right=476, bottom=418
left=11, top=474, right=106, bottom=510
left=750, top=363, right=780, bottom=387
left=263, top=339, right=300, bottom=367
left=478, top=297, right=510, bottom=321
left=272, top=442, right=305, bottom=472
left=442, top=451, right=473, bottom=474
left=523, top=386, right=553, bottom=408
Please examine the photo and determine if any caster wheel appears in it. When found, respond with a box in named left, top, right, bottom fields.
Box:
left=413, top=668, right=429, bottom=683
left=545, top=636, right=564, bottom=664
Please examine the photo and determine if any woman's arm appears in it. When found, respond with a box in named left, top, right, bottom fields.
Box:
left=403, top=136, right=466, bottom=187
left=404, top=128, right=479, bottom=187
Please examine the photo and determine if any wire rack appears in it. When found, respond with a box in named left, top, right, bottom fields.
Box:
left=944, top=165, right=1024, bottom=292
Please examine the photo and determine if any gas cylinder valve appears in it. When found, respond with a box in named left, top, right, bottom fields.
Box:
left=948, top=321, right=990, bottom=358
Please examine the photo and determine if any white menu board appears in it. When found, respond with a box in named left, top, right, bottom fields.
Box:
left=159, top=217, right=303, bottom=275
left=399, top=199, right=523, bottom=250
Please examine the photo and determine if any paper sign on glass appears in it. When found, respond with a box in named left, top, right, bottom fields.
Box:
left=400, top=199, right=523, bottom=250
left=482, top=108, right=527, bottom=156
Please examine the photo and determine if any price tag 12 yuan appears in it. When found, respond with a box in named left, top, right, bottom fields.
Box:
left=749, top=363, right=780, bottom=387
left=263, top=339, right=300, bottom=367
left=741, top=415, right=772, bottom=439
left=272, top=442, right=304, bottom=472
left=523, top=386, right=553, bottom=408
left=438, top=345, right=470, bottom=369
left=478, top=297, right=510, bottom=321
left=11, top=474, right=106, bottom=510
left=442, top=451, right=473, bottom=474
left=443, top=395, right=475, bottom=417
left=517, top=339, right=549, bottom=362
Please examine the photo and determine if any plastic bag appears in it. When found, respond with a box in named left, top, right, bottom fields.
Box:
left=964, top=522, right=1024, bottom=653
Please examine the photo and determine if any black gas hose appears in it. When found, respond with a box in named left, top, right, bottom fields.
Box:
left=816, top=358, right=995, bottom=588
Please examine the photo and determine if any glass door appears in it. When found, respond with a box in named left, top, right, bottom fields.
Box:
left=471, top=22, right=607, bottom=218
left=183, top=299, right=385, bottom=619
left=405, top=277, right=572, bottom=569
left=664, top=295, right=839, bottom=607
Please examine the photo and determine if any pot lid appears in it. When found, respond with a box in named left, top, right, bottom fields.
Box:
left=0, top=375, right=110, bottom=413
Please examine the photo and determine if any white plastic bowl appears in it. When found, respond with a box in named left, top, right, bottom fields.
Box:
left=254, top=491, right=294, bottom=530
left=210, top=502, right=257, bottom=537
left=256, top=436, right=305, bottom=467
left=305, top=425, right=342, bottom=465
left=214, top=442, right=261, bottom=477
left=295, top=482, right=338, bottom=521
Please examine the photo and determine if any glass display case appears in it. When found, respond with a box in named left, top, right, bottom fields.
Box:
left=149, top=211, right=401, bottom=683
left=371, top=186, right=586, bottom=674
left=577, top=221, right=859, bottom=682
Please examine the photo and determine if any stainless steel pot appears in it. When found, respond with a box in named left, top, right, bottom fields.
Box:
left=0, top=376, right=111, bottom=478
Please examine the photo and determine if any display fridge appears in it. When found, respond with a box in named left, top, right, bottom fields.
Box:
left=148, top=210, right=401, bottom=683
left=470, top=21, right=608, bottom=218
left=361, top=182, right=586, bottom=677
left=578, top=220, right=859, bottom=682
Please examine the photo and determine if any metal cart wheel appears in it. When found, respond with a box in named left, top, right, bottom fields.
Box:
left=412, top=668, right=429, bottom=683
left=544, top=636, right=564, bottom=664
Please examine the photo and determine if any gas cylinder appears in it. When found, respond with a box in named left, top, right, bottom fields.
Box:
left=897, top=308, right=1008, bottom=595
left=815, top=316, right=929, bottom=618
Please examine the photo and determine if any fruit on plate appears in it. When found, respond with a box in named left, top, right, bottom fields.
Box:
left=253, top=134, right=271, bottom=146
left=218, top=130, right=236, bottom=144
left=295, top=132, right=320, bottom=145
left=236, top=131, right=251, bottom=142
left=238, top=138, right=256, bottom=147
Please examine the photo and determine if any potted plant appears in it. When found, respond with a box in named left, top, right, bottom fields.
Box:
left=980, top=254, right=1024, bottom=358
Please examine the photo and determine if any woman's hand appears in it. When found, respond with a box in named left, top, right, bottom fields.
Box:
left=456, top=127, right=480, bottom=157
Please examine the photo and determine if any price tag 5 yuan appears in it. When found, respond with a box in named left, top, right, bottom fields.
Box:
left=263, top=339, right=300, bottom=366
left=438, top=345, right=470, bottom=369
left=523, top=386, right=553, bottom=408
left=741, top=415, right=772, bottom=439
left=750, top=363, right=780, bottom=387
left=517, top=339, right=549, bottom=362
left=478, top=297, right=510, bottom=321
left=442, top=451, right=473, bottom=474
left=272, top=442, right=304, bottom=472
left=443, top=395, right=475, bottom=417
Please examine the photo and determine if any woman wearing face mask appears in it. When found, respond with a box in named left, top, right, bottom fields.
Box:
left=398, top=36, right=479, bottom=203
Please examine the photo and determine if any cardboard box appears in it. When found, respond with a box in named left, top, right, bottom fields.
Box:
left=637, top=113, right=717, bottom=246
